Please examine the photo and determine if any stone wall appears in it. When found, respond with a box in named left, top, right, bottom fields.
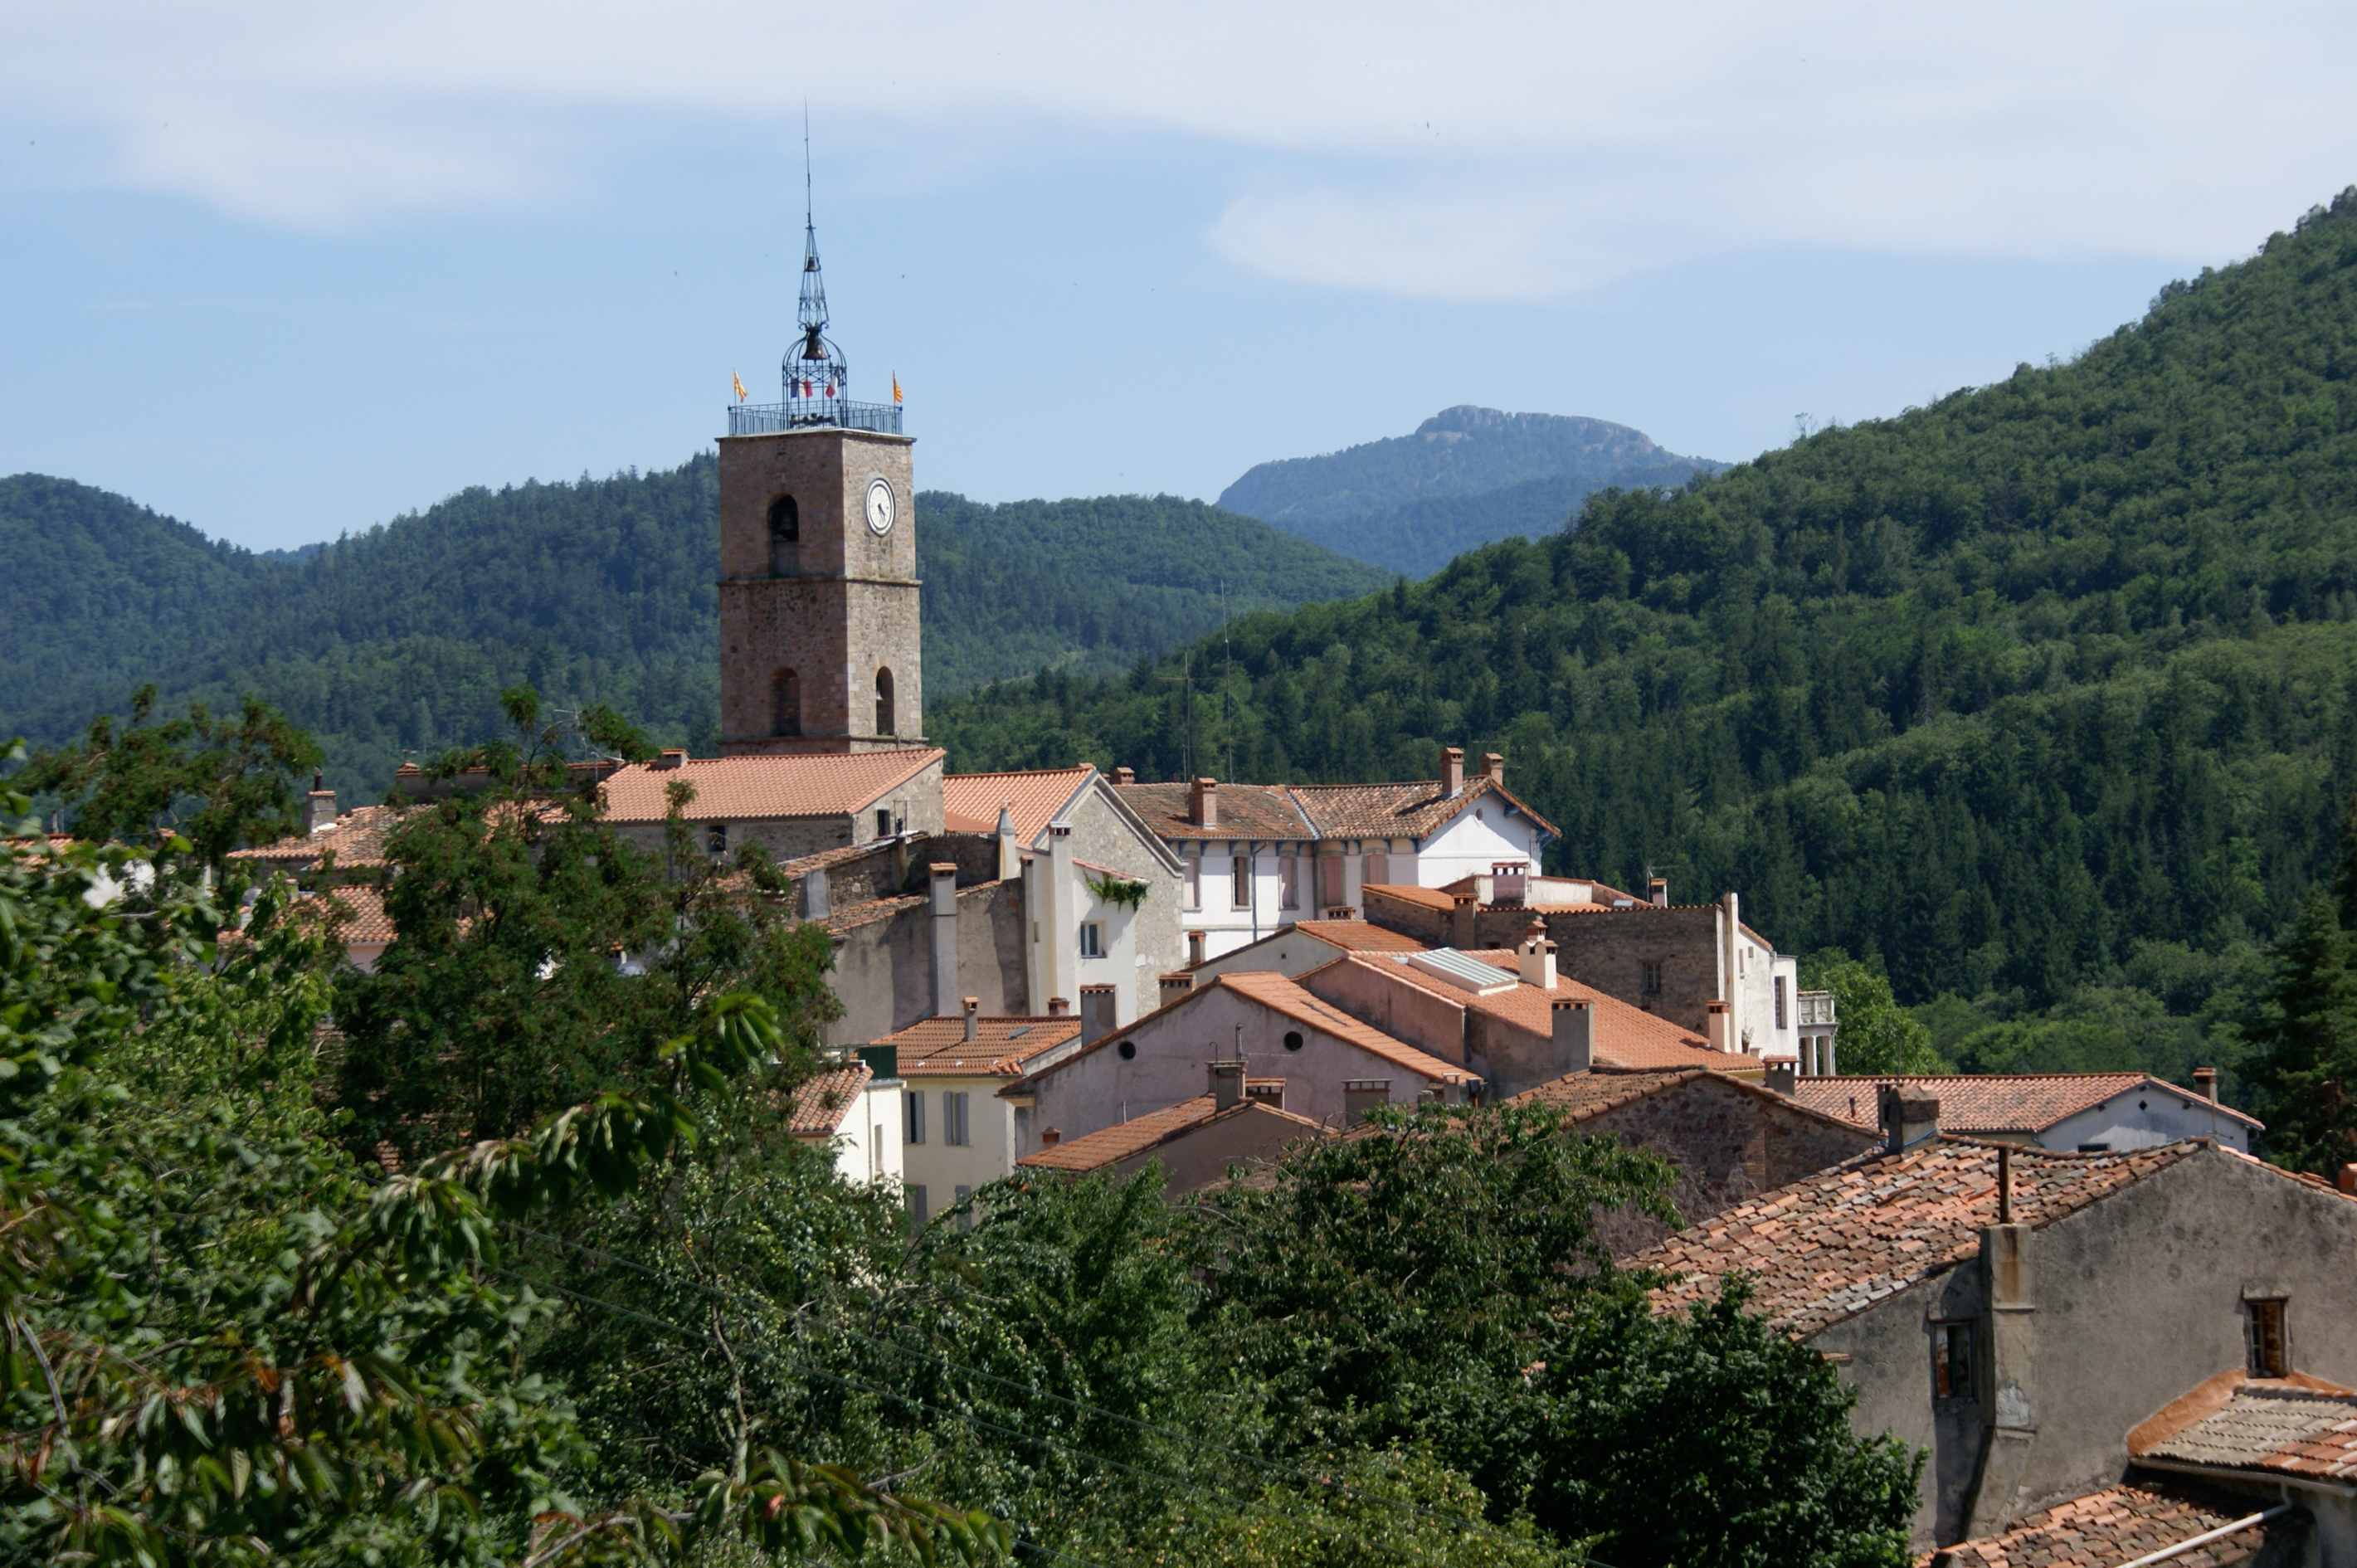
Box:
left=822, top=877, right=1026, bottom=1047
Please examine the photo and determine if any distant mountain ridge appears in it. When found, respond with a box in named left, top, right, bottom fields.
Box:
left=1217, top=405, right=1719, bottom=576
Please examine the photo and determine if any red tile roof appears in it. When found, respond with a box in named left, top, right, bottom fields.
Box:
left=230, top=803, right=406, bottom=869
left=1925, top=1481, right=2273, bottom=1566
left=304, top=884, right=396, bottom=947
left=1017, top=1094, right=1326, bottom=1172
left=1285, top=919, right=1428, bottom=953
left=599, top=750, right=943, bottom=823
left=1288, top=776, right=1560, bottom=840
left=1357, top=951, right=1726, bottom=1072
left=942, top=767, right=1093, bottom=847
left=786, top=1064, right=874, bottom=1137
left=1363, top=883, right=1459, bottom=912
left=1793, top=1074, right=2263, bottom=1136
left=823, top=894, right=925, bottom=935
left=872, top=1015, right=1084, bottom=1077
left=1212, top=970, right=1475, bottom=1085
left=2131, top=1369, right=2357, bottom=1483
left=1640, top=1137, right=2203, bottom=1337
left=1112, top=781, right=1317, bottom=841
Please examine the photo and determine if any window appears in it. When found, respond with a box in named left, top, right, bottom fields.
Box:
left=772, top=667, right=801, bottom=737
left=2250, top=1299, right=2290, bottom=1377
left=1182, top=857, right=1200, bottom=910
left=874, top=667, right=896, bottom=738
left=1933, top=1322, right=1975, bottom=1398
left=706, top=822, right=728, bottom=856
left=1363, top=853, right=1389, bottom=889
left=1118, top=1040, right=1137, bottom=1060
left=1319, top=855, right=1346, bottom=909
left=1079, top=923, right=1103, bottom=958
left=1232, top=855, right=1252, bottom=908
left=1278, top=855, right=1300, bottom=910
left=871, top=1127, right=884, bottom=1177
left=1283, top=1030, right=1303, bottom=1052
left=943, top=1091, right=971, bottom=1147
left=1186, top=932, right=1205, bottom=966
left=903, top=1090, right=926, bottom=1146
left=906, top=1185, right=928, bottom=1225
left=768, top=494, right=799, bottom=575
left=1641, top=962, right=1663, bottom=995
left=1775, top=976, right=1788, bottom=1030
left=876, top=808, right=894, bottom=840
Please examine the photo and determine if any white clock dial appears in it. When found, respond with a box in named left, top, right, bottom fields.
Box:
left=864, top=477, right=897, bottom=536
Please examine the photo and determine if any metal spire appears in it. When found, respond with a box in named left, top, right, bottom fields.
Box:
left=782, top=108, right=848, bottom=420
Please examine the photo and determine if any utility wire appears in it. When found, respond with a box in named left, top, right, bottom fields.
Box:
left=501, top=1220, right=1614, bottom=1568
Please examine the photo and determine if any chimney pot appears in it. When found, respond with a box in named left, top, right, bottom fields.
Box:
left=1878, top=1084, right=1941, bottom=1154
left=1441, top=747, right=1465, bottom=797
left=1210, top=1059, right=1244, bottom=1111
left=1159, top=971, right=1197, bottom=1005
left=1517, top=918, right=1557, bottom=989
left=1705, top=999, right=1731, bottom=1052
left=1112, top=767, right=1135, bottom=785
left=1188, top=777, right=1220, bottom=828
left=2193, top=1066, right=2218, bottom=1103
left=1763, top=1060, right=1797, bottom=1097
left=1648, top=876, right=1668, bottom=908
left=962, top=996, right=980, bottom=1041
left=2340, top=1164, right=2357, bottom=1196
left=1040, top=1127, right=1062, bottom=1147
left=657, top=747, right=688, bottom=769
left=1048, top=996, right=1070, bottom=1016
left=1551, top=997, right=1593, bottom=1074
left=1483, top=752, right=1504, bottom=786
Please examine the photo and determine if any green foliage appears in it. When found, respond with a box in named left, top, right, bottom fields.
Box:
left=1086, top=870, right=1151, bottom=910
left=1801, top=952, right=1943, bottom=1074
left=2238, top=799, right=2357, bottom=1171
left=17, top=684, right=321, bottom=872
left=938, top=191, right=2357, bottom=1105
left=0, top=467, right=1388, bottom=800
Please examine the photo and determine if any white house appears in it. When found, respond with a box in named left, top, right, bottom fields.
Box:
left=786, top=1060, right=906, bottom=1186
left=1112, top=747, right=1559, bottom=965
left=870, top=1006, right=1087, bottom=1224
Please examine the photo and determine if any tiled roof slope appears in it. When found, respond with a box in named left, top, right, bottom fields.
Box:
left=1511, top=1069, right=1721, bottom=1119
left=1018, top=1095, right=1324, bottom=1173
left=304, top=885, right=395, bottom=946
left=1640, top=1138, right=2200, bottom=1337
left=1363, top=884, right=1457, bottom=912
left=2132, top=1371, right=2357, bottom=1483
left=231, top=803, right=406, bottom=870
left=1288, top=777, right=1560, bottom=840
left=1361, top=951, right=1726, bottom=1072
left=1795, top=1074, right=2264, bottom=1135
left=1215, top=970, right=1474, bottom=1084
left=942, top=767, right=1093, bottom=847
left=1924, top=1482, right=2272, bottom=1567
left=873, top=1015, right=1083, bottom=1077
left=1113, top=781, right=1315, bottom=841
left=600, top=751, right=943, bottom=823
left=787, top=1064, right=873, bottom=1137
left=1286, top=919, right=1427, bottom=953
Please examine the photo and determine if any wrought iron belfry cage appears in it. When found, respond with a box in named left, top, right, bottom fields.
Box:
left=728, top=184, right=903, bottom=437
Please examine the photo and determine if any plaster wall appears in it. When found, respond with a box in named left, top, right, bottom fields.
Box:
left=806, top=1077, right=907, bottom=1186
left=1025, top=786, right=1183, bottom=1025
left=1299, top=962, right=1468, bottom=1064
left=899, top=1079, right=1020, bottom=1217
left=1190, top=929, right=1358, bottom=984
left=1415, top=802, right=1550, bottom=888
left=821, top=879, right=1026, bottom=1049
left=2043, top=1096, right=2252, bottom=1155
left=1176, top=844, right=1311, bottom=959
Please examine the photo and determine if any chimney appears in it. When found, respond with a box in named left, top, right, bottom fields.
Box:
left=1189, top=777, right=1220, bottom=828
left=930, top=864, right=959, bottom=1018
left=1047, top=996, right=1070, bottom=1016
left=1648, top=876, right=1668, bottom=908
left=995, top=801, right=1020, bottom=880
left=2193, top=1066, right=2218, bottom=1104
left=1450, top=892, right=1479, bottom=948
left=1159, top=971, right=1196, bottom=1006
left=1482, top=752, right=1504, bottom=787
left=1878, top=1084, right=1941, bottom=1153
left=1764, top=1060, right=1797, bottom=1096
left=656, top=747, right=688, bottom=769
left=1210, top=1059, right=1244, bottom=1112
left=2340, top=1165, right=2357, bottom=1196
left=1441, top=747, right=1465, bottom=797
left=1112, top=767, right=1136, bottom=785
left=1551, top=997, right=1593, bottom=1074
left=1705, top=999, right=1731, bottom=1051
left=962, top=996, right=980, bottom=1041
left=800, top=865, right=831, bottom=921
left=1040, top=1127, right=1062, bottom=1148
left=1517, top=918, right=1556, bottom=989
left=307, top=771, right=338, bottom=834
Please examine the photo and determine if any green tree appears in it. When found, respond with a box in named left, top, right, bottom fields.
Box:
left=1804, top=952, right=1945, bottom=1075
left=2240, top=799, right=2357, bottom=1171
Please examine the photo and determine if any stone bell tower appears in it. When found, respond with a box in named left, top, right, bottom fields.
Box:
left=717, top=196, right=921, bottom=757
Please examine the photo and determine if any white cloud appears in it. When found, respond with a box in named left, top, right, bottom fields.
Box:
left=6, top=0, right=2355, bottom=295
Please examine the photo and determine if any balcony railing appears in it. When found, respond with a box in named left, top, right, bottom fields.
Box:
left=728, top=400, right=903, bottom=437
left=1796, top=990, right=1837, bottom=1026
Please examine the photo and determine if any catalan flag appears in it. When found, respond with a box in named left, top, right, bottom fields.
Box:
left=732, top=370, right=747, bottom=402
left=892, top=373, right=903, bottom=405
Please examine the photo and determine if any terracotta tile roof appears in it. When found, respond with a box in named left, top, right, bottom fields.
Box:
left=1925, top=1482, right=2272, bottom=1566
left=1113, top=781, right=1317, bottom=842
left=873, top=1015, right=1084, bottom=1077
left=1356, top=951, right=1726, bottom=1072
left=1017, top=1094, right=1326, bottom=1172
left=1288, top=776, right=1560, bottom=841
left=786, top=1064, right=874, bottom=1137
left=1363, top=883, right=1459, bottom=912
left=230, top=803, right=406, bottom=869
left=823, top=894, right=924, bottom=935
left=599, top=750, right=943, bottom=823
left=942, top=767, right=1093, bottom=847
left=2131, top=1370, right=2357, bottom=1483
left=1793, top=1074, right=2264, bottom=1136
left=1285, top=919, right=1428, bottom=953
left=1511, top=1068, right=1713, bottom=1118
left=1213, top=970, right=1476, bottom=1085
left=1639, top=1137, right=2202, bottom=1337
left=777, top=840, right=903, bottom=877
left=305, top=884, right=396, bottom=947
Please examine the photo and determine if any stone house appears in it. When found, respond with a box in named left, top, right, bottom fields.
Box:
left=597, top=747, right=946, bottom=862
left=1794, top=1072, right=2260, bottom=1157
left=785, top=1061, right=904, bottom=1188
left=1636, top=1089, right=2357, bottom=1555
left=1508, top=1067, right=1881, bottom=1253
left=1015, top=1073, right=1328, bottom=1195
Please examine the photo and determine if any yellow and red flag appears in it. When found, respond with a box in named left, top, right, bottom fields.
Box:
left=732, top=370, right=747, bottom=402
left=892, top=373, right=903, bottom=404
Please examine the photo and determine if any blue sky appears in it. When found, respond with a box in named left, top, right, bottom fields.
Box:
left=4, top=2, right=2354, bottom=553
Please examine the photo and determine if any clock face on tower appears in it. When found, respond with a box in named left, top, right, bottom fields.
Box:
left=864, top=477, right=897, bottom=536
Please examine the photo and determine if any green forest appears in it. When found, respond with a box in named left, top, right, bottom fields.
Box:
left=0, top=469, right=1385, bottom=800
left=935, top=189, right=2357, bottom=1093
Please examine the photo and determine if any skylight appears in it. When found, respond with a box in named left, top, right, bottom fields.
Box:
left=1406, top=948, right=1517, bottom=996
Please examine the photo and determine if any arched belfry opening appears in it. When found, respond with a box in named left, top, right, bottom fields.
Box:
left=768, top=494, right=799, bottom=575
left=874, top=667, right=895, bottom=738
left=772, top=668, right=801, bottom=737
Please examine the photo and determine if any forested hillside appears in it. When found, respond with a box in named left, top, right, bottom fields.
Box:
left=936, top=189, right=2357, bottom=1081
left=0, top=464, right=1385, bottom=796
left=1285, top=460, right=1716, bottom=578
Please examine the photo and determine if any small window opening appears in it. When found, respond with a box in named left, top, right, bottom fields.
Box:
left=903, top=1090, right=926, bottom=1146
left=1232, top=855, right=1251, bottom=908
left=1079, top=923, right=1103, bottom=958
left=1118, top=1040, right=1137, bottom=1060
left=1283, top=1030, right=1304, bottom=1052
left=1933, top=1322, right=1975, bottom=1398
left=1775, top=976, right=1789, bottom=1030
left=768, top=494, right=799, bottom=574
left=2251, top=1299, right=2290, bottom=1377
left=772, top=668, right=801, bottom=737
left=875, top=667, right=896, bottom=737
left=706, top=823, right=728, bottom=856
left=876, top=807, right=894, bottom=840
left=1641, top=962, right=1663, bottom=995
